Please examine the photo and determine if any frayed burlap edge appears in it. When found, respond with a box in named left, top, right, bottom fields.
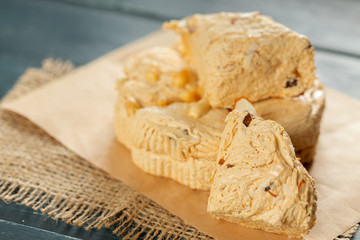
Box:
left=0, top=59, right=212, bottom=239
left=0, top=59, right=358, bottom=239
left=334, top=223, right=359, bottom=240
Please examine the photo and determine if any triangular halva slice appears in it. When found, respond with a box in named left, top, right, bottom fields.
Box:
left=207, top=98, right=317, bottom=237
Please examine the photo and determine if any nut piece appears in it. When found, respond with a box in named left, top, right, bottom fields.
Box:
left=172, top=69, right=190, bottom=88
left=234, top=98, right=257, bottom=116
left=115, top=73, right=128, bottom=91
left=146, top=67, right=160, bottom=82
left=188, top=98, right=211, bottom=118
left=179, top=89, right=201, bottom=103
left=196, top=86, right=203, bottom=97
left=125, top=97, right=141, bottom=116
left=157, top=97, right=172, bottom=107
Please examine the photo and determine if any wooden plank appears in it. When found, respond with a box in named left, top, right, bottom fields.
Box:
left=316, top=51, right=360, bottom=100
left=52, top=0, right=360, bottom=57
left=0, top=0, right=161, bottom=65
left=0, top=0, right=162, bottom=98
left=1, top=0, right=359, bottom=101
left=355, top=229, right=360, bottom=240
left=2, top=0, right=360, bottom=100
left=0, top=201, right=120, bottom=240
left=0, top=220, right=80, bottom=240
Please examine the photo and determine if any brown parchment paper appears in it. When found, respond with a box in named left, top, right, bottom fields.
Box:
left=2, top=31, right=360, bottom=240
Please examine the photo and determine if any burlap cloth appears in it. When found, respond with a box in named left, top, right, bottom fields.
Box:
left=0, top=59, right=358, bottom=239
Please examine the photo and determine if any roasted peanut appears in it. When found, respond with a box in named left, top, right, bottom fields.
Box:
left=195, top=86, right=203, bottom=97
left=172, top=69, right=189, bottom=88
left=188, top=98, right=210, bottom=118
left=146, top=67, right=160, bottom=82
left=115, top=74, right=128, bottom=91
left=125, top=98, right=141, bottom=116
left=157, top=97, right=172, bottom=107
left=179, top=89, right=201, bottom=103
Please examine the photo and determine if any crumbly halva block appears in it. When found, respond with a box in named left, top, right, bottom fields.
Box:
left=164, top=12, right=316, bottom=108
left=114, top=46, right=324, bottom=190
left=115, top=102, right=227, bottom=190
left=207, top=99, right=317, bottom=237
left=118, top=47, right=200, bottom=107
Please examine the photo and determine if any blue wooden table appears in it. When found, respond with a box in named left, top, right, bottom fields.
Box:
left=1, top=0, right=360, bottom=239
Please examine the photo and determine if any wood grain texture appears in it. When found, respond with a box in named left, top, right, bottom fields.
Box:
left=0, top=201, right=120, bottom=240
left=0, top=220, right=80, bottom=240
left=354, top=230, right=360, bottom=240
left=53, top=0, right=360, bottom=57
left=316, top=51, right=360, bottom=99
left=0, top=0, right=161, bottom=98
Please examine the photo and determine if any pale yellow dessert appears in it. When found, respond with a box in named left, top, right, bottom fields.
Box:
left=255, top=79, right=325, bottom=162
left=115, top=101, right=227, bottom=190
left=164, top=12, right=316, bottom=108
left=114, top=45, right=324, bottom=190
left=118, top=47, right=200, bottom=107
left=207, top=99, right=317, bottom=237
left=115, top=47, right=221, bottom=190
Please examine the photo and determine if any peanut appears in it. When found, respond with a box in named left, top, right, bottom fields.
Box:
left=188, top=98, right=210, bottom=118
left=146, top=67, right=160, bottom=82
left=157, top=97, right=172, bottom=107
left=115, top=74, right=128, bottom=91
left=172, top=69, right=189, bottom=88
left=179, top=89, right=201, bottom=103
left=125, top=98, right=141, bottom=116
